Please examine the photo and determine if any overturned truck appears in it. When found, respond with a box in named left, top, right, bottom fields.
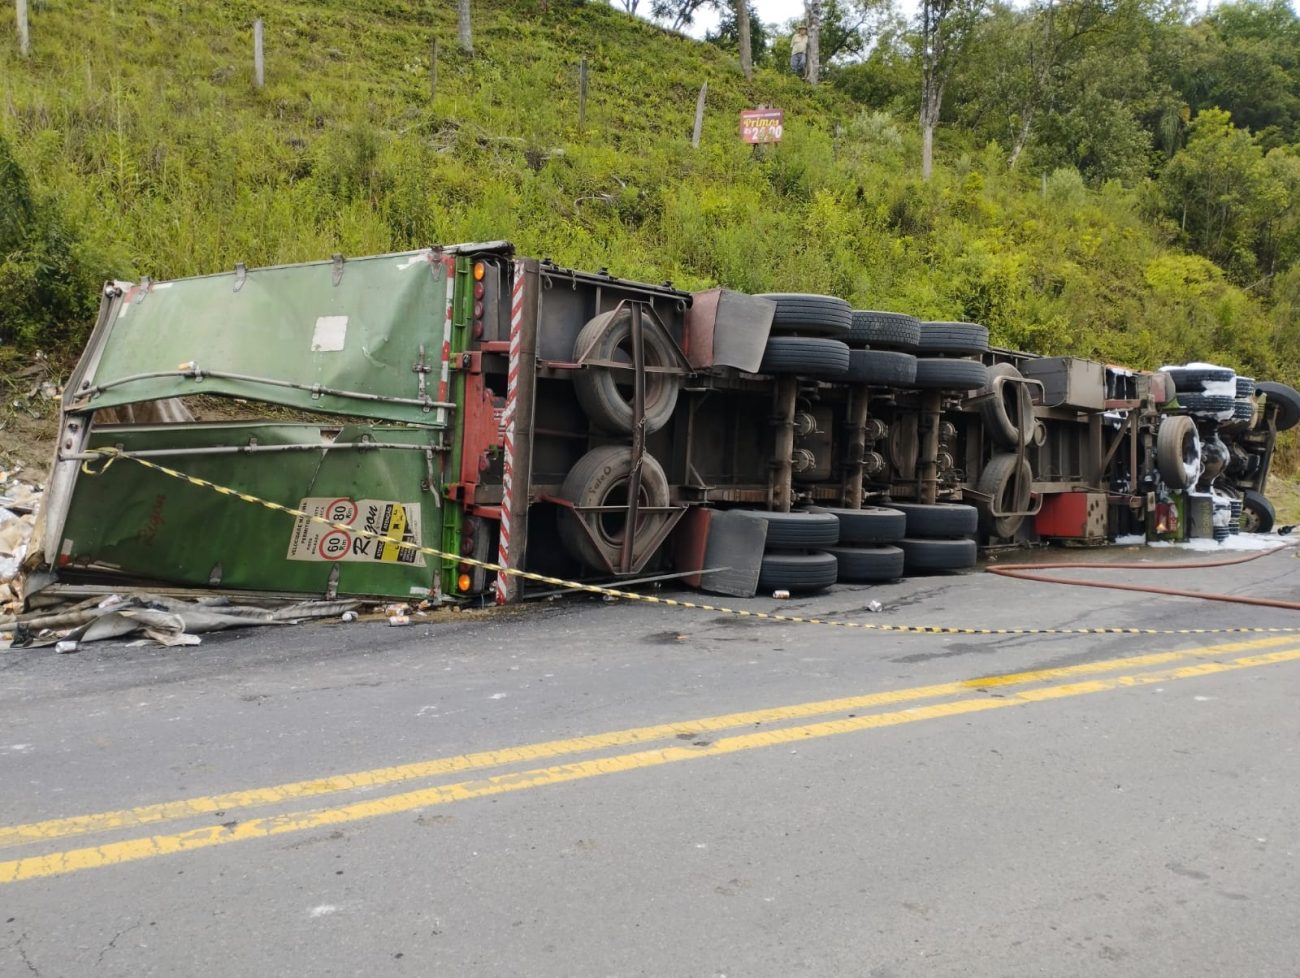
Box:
left=33, top=243, right=1300, bottom=604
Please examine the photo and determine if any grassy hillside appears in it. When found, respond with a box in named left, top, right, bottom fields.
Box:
left=1, top=0, right=1297, bottom=387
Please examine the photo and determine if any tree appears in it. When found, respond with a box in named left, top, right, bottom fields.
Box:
left=737, top=0, right=753, bottom=79
left=806, top=0, right=822, bottom=84
left=707, top=3, right=767, bottom=68
left=651, top=0, right=720, bottom=32
left=918, top=0, right=987, bottom=179
left=458, top=0, right=472, bottom=54
left=1159, top=108, right=1274, bottom=277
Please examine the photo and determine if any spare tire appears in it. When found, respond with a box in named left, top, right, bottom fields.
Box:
left=846, top=349, right=917, bottom=387
left=1166, top=365, right=1235, bottom=392
left=888, top=502, right=979, bottom=538
left=976, top=452, right=1034, bottom=539
left=1236, top=376, right=1256, bottom=397
left=752, top=509, right=840, bottom=549
left=848, top=311, right=921, bottom=350
left=979, top=363, right=1035, bottom=449
left=825, top=545, right=905, bottom=582
left=756, top=293, right=853, bottom=336
left=757, top=551, right=838, bottom=593
left=1177, top=392, right=1235, bottom=418
left=1257, top=381, right=1300, bottom=432
left=899, top=537, right=978, bottom=573
left=557, top=446, right=672, bottom=572
left=913, top=358, right=988, bottom=391
left=760, top=336, right=851, bottom=378
left=809, top=506, right=906, bottom=544
left=573, top=309, right=681, bottom=434
left=1156, top=415, right=1202, bottom=490
left=917, top=321, right=989, bottom=355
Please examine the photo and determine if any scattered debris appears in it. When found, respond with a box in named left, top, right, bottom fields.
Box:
left=2, top=594, right=359, bottom=650
left=772, top=589, right=791, bottom=600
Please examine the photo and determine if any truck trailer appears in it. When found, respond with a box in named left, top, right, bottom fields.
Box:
left=30, top=243, right=1300, bottom=605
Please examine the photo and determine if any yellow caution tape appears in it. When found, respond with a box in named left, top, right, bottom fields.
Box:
left=79, top=448, right=1300, bottom=637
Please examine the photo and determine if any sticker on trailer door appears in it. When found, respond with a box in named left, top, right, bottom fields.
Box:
left=285, top=497, right=425, bottom=566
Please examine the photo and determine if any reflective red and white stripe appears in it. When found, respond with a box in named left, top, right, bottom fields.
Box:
left=437, top=255, right=456, bottom=427
left=495, top=260, right=526, bottom=604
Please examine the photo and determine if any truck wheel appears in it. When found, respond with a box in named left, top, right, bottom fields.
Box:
left=899, top=537, right=977, bottom=573
left=808, top=506, right=906, bottom=544
left=573, top=309, right=681, bottom=434
left=912, top=358, right=988, bottom=392
left=1240, top=489, right=1275, bottom=533
left=1156, top=415, right=1202, bottom=490
left=1176, top=392, right=1235, bottom=418
left=846, top=349, right=917, bottom=386
left=756, top=293, right=853, bottom=336
left=1165, top=365, right=1235, bottom=392
left=976, top=452, right=1033, bottom=539
left=557, top=446, right=671, bottom=572
left=749, top=509, right=840, bottom=549
left=917, top=321, right=989, bottom=355
left=756, top=551, right=838, bottom=593
left=888, top=502, right=979, bottom=537
left=1257, top=381, right=1300, bottom=431
left=847, top=311, right=921, bottom=351
left=825, top=545, right=904, bottom=582
left=1236, top=377, right=1256, bottom=397
left=979, top=364, right=1035, bottom=449
left=759, top=336, right=851, bottom=378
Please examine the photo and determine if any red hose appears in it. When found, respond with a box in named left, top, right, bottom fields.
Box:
left=986, top=546, right=1300, bottom=611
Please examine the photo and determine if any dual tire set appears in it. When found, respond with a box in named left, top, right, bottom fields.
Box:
left=756, top=296, right=991, bottom=393
left=751, top=503, right=978, bottom=594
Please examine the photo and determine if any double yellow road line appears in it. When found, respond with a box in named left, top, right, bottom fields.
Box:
left=3, top=634, right=1299, bottom=884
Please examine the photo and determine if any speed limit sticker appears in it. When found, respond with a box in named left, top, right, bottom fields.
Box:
left=285, top=497, right=424, bottom=567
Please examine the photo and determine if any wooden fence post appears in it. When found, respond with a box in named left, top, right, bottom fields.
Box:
left=578, top=57, right=588, bottom=132
left=692, top=82, right=707, bottom=149
left=16, top=0, right=29, bottom=57
left=253, top=17, right=264, bottom=89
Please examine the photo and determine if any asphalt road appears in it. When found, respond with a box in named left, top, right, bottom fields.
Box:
left=2, top=543, right=1300, bottom=977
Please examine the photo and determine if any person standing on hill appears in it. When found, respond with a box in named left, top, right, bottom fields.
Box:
left=790, top=26, right=808, bottom=78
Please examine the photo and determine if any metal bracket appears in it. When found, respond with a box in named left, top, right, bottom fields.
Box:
left=332, top=253, right=345, bottom=287
left=233, top=262, right=247, bottom=292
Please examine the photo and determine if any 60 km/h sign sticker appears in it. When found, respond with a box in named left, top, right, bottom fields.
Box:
left=286, top=497, right=425, bottom=567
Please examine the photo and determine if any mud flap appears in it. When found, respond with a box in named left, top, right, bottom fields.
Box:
left=678, top=509, right=767, bottom=598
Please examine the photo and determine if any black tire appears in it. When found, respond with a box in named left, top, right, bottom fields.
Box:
left=1166, top=365, right=1235, bottom=392
left=1257, top=381, right=1300, bottom=432
left=1236, top=377, right=1256, bottom=397
left=847, top=311, right=921, bottom=351
left=557, top=446, right=672, bottom=572
left=759, top=336, right=851, bottom=378
left=756, top=293, right=853, bottom=336
left=1156, top=415, right=1201, bottom=490
left=1177, top=392, right=1235, bottom=417
left=751, top=509, right=840, bottom=549
left=979, top=363, right=1035, bottom=449
left=899, top=537, right=978, bottom=573
left=1240, top=489, right=1275, bottom=533
left=976, top=452, right=1034, bottom=539
left=1232, top=399, right=1255, bottom=422
left=917, top=321, right=989, bottom=355
left=845, top=349, right=917, bottom=387
left=913, top=358, right=988, bottom=391
left=809, top=506, right=906, bottom=544
left=825, top=545, right=905, bottom=583
left=888, top=502, right=979, bottom=537
left=572, top=309, right=682, bottom=434
left=757, top=551, right=838, bottom=593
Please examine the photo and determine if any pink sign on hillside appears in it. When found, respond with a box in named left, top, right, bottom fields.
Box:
left=740, top=109, right=784, bottom=144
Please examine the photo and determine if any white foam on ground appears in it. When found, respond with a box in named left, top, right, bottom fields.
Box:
left=1144, top=532, right=1292, bottom=552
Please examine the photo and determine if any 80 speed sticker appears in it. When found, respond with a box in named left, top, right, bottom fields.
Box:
left=285, top=497, right=424, bottom=566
